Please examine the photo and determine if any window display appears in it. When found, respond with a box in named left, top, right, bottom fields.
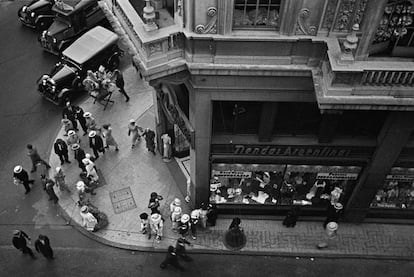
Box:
left=210, top=163, right=361, bottom=207
left=371, top=167, right=414, bottom=209
left=233, top=0, right=281, bottom=29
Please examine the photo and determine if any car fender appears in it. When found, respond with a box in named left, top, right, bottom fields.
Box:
left=34, top=14, right=54, bottom=23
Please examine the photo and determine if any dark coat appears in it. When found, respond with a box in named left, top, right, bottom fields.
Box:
left=74, top=148, right=86, bottom=163
left=35, top=236, right=53, bottom=258
left=13, top=170, right=29, bottom=183
left=62, top=105, right=76, bottom=121
left=54, top=139, right=68, bottom=155
left=89, top=136, right=104, bottom=151
left=74, top=106, right=87, bottom=124
left=12, top=231, right=29, bottom=250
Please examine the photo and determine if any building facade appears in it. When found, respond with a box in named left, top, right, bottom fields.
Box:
left=111, top=0, right=414, bottom=222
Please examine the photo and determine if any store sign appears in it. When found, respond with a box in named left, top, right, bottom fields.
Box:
left=158, top=86, right=195, bottom=148
left=385, top=175, right=414, bottom=181
left=317, top=172, right=359, bottom=180
left=233, top=145, right=351, bottom=158
left=212, top=170, right=252, bottom=178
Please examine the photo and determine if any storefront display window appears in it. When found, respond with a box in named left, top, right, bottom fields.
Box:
left=210, top=163, right=361, bottom=207
left=371, top=167, right=414, bottom=209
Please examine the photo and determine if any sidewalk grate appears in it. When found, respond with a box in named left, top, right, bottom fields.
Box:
left=109, top=187, right=137, bottom=214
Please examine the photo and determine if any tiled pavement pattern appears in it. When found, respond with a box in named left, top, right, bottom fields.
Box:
left=46, top=2, right=414, bottom=260
left=110, top=187, right=137, bottom=214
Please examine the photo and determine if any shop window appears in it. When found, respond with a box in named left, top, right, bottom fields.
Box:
left=371, top=167, right=414, bottom=209
left=210, top=163, right=361, bottom=208
left=273, top=102, right=322, bottom=136
left=212, top=101, right=261, bottom=134
left=370, top=0, right=414, bottom=57
left=233, top=0, right=281, bottom=30
left=335, top=110, right=387, bottom=138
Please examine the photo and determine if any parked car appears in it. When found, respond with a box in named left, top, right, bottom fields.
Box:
left=37, top=26, right=123, bottom=105
left=39, top=0, right=107, bottom=55
left=18, top=0, right=55, bottom=30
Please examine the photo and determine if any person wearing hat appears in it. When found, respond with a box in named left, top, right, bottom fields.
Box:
left=190, top=209, right=200, bottom=240
left=83, top=157, right=99, bottom=182
left=53, top=138, right=70, bottom=165
left=169, top=198, right=181, bottom=214
left=159, top=245, right=185, bottom=271
left=80, top=206, right=98, bottom=232
left=66, top=130, right=81, bottom=148
left=74, top=105, right=88, bottom=136
left=127, top=119, right=142, bottom=149
left=84, top=112, right=98, bottom=133
left=88, top=130, right=105, bottom=159
left=13, top=165, right=34, bottom=194
left=150, top=213, right=164, bottom=241
left=175, top=237, right=192, bottom=262
left=171, top=206, right=182, bottom=232
left=142, top=127, right=156, bottom=155
left=323, top=202, right=343, bottom=228
left=206, top=203, right=218, bottom=227
left=34, top=234, right=54, bottom=260
left=102, top=124, right=119, bottom=151
left=40, top=174, right=59, bottom=204
left=61, top=118, right=74, bottom=136
left=178, top=214, right=190, bottom=237
left=12, top=230, right=35, bottom=258
left=27, top=144, right=51, bottom=173
left=71, top=143, right=86, bottom=172
left=53, top=167, right=70, bottom=193
left=62, top=101, right=78, bottom=131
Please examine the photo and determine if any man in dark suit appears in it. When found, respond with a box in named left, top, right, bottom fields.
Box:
left=12, top=230, right=35, bottom=258
left=54, top=138, right=70, bottom=165
left=62, top=101, right=78, bottom=131
left=89, top=130, right=105, bottom=159
left=71, top=143, right=86, bottom=172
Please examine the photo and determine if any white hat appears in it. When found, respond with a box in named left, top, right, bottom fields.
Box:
left=129, top=119, right=135, bottom=123
left=14, top=165, right=22, bottom=174
left=85, top=153, right=92, bottom=159
left=13, top=230, right=20, bottom=235
left=80, top=206, right=88, bottom=213
left=173, top=206, right=182, bottom=213
left=210, top=183, right=218, bottom=192
left=334, top=203, right=343, bottom=210
left=326, top=222, right=338, bottom=232
left=181, top=214, right=190, bottom=223
left=56, top=167, right=61, bottom=172
left=82, top=158, right=90, bottom=165
left=68, top=130, right=75, bottom=136
left=83, top=112, right=91, bottom=118
left=71, top=143, right=80, bottom=150
left=76, top=181, right=85, bottom=191
left=98, top=65, right=105, bottom=72
left=191, top=209, right=200, bottom=219
left=173, top=198, right=181, bottom=206
left=89, top=131, right=96, bottom=138
left=151, top=213, right=162, bottom=223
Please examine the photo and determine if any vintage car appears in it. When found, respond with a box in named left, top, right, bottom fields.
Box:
left=37, top=26, right=122, bottom=105
left=39, top=0, right=107, bottom=55
left=18, top=0, right=55, bottom=30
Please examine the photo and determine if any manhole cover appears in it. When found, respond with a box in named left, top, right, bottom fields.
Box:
left=110, top=187, right=137, bottom=214
left=223, top=229, right=247, bottom=251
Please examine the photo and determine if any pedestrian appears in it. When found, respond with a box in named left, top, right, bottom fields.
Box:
left=139, top=212, right=151, bottom=239
left=66, top=130, right=81, bottom=149
left=142, top=128, right=156, bottom=155
left=178, top=214, right=190, bottom=238
left=41, top=174, right=59, bottom=204
left=79, top=173, right=97, bottom=194
left=229, top=217, right=242, bottom=231
left=54, top=167, right=70, bottom=192
left=206, top=203, right=218, bottom=227
left=161, top=133, right=172, bottom=161
left=61, top=118, right=74, bottom=136
left=62, top=101, right=78, bottom=131
left=80, top=206, right=98, bottom=232
left=102, top=124, right=119, bottom=151
left=175, top=237, right=192, bottom=262
left=71, top=143, right=86, bottom=172
left=12, top=230, right=35, bottom=259
left=111, top=69, right=130, bottom=102
left=27, top=144, right=51, bottom=173
left=150, top=213, right=164, bottom=242
left=84, top=112, right=98, bottom=133
left=171, top=206, right=182, bottom=232
left=199, top=203, right=208, bottom=229
left=128, top=119, right=142, bottom=148
left=160, top=246, right=185, bottom=271
left=323, top=202, right=343, bottom=229
left=170, top=198, right=181, bottom=214
left=13, top=165, right=34, bottom=194
left=83, top=158, right=99, bottom=182
left=148, top=192, right=163, bottom=214
left=283, top=206, right=300, bottom=228
left=88, top=130, right=105, bottom=159
left=190, top=209, right=200, bottom=240
left=34, top=234, right=54, bottom=260
left=76, top=180, right=96, bottom=206
left=54, top=138, right=70, bottom=165
left=74, top=106, right=88, bottom=136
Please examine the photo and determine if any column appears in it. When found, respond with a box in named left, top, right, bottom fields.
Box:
left=258, top=102, right=277, bottom=142
left=189, top=86, right=212, bottom=208
left=318, top=110, right=341, bottom=143
left=345, top=111, right=414, bottom=222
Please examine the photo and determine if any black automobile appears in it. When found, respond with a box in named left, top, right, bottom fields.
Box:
left=38, top=0, right=107, bottom=55
left=37, top=26, right=122, bottom=105
left=18, top=0, right=55, bottom=30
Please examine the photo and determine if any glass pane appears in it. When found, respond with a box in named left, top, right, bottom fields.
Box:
left=233, top=0, right=280, bottom=29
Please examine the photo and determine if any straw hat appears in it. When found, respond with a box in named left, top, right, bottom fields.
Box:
left=173, top=206, right=182, bottom=214
left=80, top=206, right=88, bottom=213
left=56, top=167, right=61, bottom=173
left=83, top=112, right=91, bottom=118
left=71, top=143, right=80, bottom=150
left=181, top=214, right=190, bottom=223
left=173, top=198, right=181, bottom=206
left=326, top=222, right=338, bottom=232
left=334, top=203, right=343, bottom=210
left=88, top=131, right=96, bottom=138
left=68, top=130, right=76, bottom=136
left=14, top=165, right=22, bottom=174
left=151, top=213, right=162, bottom=224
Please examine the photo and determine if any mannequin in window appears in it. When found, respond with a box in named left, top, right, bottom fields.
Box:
left=161, top=133, right=172, bottom=161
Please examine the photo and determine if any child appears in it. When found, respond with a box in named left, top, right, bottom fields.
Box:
left=171, top=206, right=182, bottom=232
left=139, top=212, right=151, bottom=239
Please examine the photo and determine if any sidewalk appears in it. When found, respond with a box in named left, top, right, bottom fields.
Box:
left=47, top=62, right=414, bottom=261
left=46, top=2, right=414, bottom=261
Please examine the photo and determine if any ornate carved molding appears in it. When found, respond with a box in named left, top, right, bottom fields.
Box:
left=195, top=7, right=217, bottom=34
left=147, top=42, right=163, bottom=56
left=296, top=8, right=317, bottom=36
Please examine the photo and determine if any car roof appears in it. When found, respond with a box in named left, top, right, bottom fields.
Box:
left=62, top=26, right=118, bottom=65
left=52, top=0, right=97, bottom=16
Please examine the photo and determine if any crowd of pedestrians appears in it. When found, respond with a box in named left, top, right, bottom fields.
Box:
left=12, top=230, right=54, bottom=260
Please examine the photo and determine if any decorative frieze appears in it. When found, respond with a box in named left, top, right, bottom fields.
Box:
left=296, top=8, right=317, bottom=36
